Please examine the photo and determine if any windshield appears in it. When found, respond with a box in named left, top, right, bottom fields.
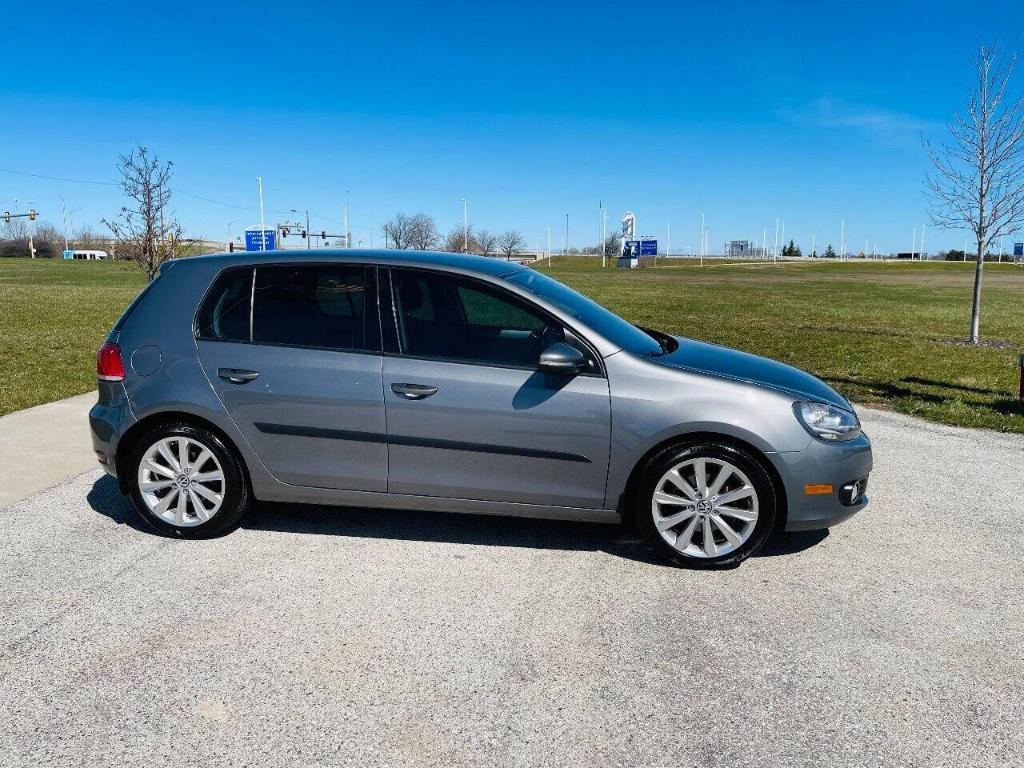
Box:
left=505, top=269, right=664, bottom=355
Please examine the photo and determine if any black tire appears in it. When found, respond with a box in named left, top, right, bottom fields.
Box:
left=633, top=440, right=777, bottom=569
left=126, top=422, right=250, bottom=539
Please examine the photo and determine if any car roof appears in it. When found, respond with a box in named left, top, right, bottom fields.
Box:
left=171, top=248, right=529, bottom=278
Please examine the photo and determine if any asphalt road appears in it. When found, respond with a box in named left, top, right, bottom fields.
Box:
left=1, top=407, right=1021, bottom=768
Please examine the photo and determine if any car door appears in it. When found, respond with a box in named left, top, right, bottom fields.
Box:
left=195, top=263, right=388, bottom=492
left=380, top=267, right=611, bottom=509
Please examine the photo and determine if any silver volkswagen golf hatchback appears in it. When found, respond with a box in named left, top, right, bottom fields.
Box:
left=90, top=250, right=871, bottom=568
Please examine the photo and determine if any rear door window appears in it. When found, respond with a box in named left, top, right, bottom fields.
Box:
left=252, top=265, right=379, bottom=352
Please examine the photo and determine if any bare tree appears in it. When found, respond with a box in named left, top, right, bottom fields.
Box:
left=381, top=212, right=413, bottom=249
left=32, top=222, right=64, bottom=258
left=103, top=146, right=187, bottom=280
left=497, top=230, right=526, bottom=260
left=475, top=229, right=498, bottom=256
left=406, top=213, right=440, bottom=250
left=443, top=224, right=473, bottom=253
left=926, top=46, right=1024, bottom=342
left=72, top=226, right=103, bottom=249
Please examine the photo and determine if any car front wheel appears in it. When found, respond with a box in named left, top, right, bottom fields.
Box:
left=635, top=441, right=777, bottom=568
left=127, top=423, right=250, bottom=538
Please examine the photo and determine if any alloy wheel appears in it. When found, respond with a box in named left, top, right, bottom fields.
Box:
left=651, top=457, right=759, bottom=558
left=137, top=436, right=225, bottom=527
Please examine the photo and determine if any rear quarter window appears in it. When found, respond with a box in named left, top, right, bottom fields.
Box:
left=195, top=267, right=253, bottom=342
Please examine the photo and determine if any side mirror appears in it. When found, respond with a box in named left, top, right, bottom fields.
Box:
left=538, top=342, right=586, bottom=375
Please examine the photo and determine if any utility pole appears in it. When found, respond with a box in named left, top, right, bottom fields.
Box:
left=762, top=227, right=767, bottom=260
left=920, top=224, right=926, bottom=261
left=564, top=212, right=569, bottom=256
left=344, top=190, right=351, bottom=248
left=911, top=227, right=917, bottom=260
left=665, top=221, right=670, bottom=266
left=700, top=211, right=706, bottom=266
left=546, top=227, right=552, bottom=264
left=773, top=217, right=779, bottom=262
left=462, top=198, right=468, bottom=253
left=256, top=177, right=266, bottom=251
left=599, top=201, right=606, bottom=268
left=602, top=207, right=608, bottom=267
left=59, top=196, right=69, bottom=252
left=840, top=219, right=845, bottom=259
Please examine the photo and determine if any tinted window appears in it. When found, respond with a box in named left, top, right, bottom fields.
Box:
left=504, top=269, right=663, bottom=355
left=391, top=269, right=560, bottom=367
left=196, top=267, right=252, bottom=341
left=252, top=265, right=378, bottom=351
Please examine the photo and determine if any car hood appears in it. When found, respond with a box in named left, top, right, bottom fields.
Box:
left=648, top=337, right=852, bottom=410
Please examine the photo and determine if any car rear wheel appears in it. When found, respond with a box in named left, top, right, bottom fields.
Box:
left=127, top=423, right=250, bottom=538
left=634, top=441, right=777, bottom=568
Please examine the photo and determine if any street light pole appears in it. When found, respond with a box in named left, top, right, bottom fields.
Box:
left=59, top=196, right=69, bottom=252
left=462, top=198, right=468, bottom=253
left=345, top=190, right=351, bottom=248
left=546, top=227, right=552, bottom=264
left=256, top=177, right=266, bottom=251
left=565, top=212, right=569, bottom=256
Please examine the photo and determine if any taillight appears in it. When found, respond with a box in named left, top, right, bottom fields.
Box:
left=97, top=341, right=126, bottom=382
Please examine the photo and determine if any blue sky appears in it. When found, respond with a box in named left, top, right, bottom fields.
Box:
left=2, top=0, right=1022, bottom=254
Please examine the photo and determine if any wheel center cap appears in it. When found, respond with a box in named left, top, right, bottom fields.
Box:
left=175, top=473, right=191, bottom=488
left=697, top=499, right=713, bottom=513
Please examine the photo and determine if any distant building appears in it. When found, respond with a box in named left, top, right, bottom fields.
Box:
left=727, top=240, right=753, bottom=257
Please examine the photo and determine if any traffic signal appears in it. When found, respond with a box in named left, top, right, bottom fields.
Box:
left=301, top=230, right=307, bottom=239
left=2, top=211, right=8, bottom=224
left=28, top=209, right=36, bottom=221
left=321, top=231, right=326, bottom=241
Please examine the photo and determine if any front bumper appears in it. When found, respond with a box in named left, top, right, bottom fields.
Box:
left=770, top=433, right=873, bottom=531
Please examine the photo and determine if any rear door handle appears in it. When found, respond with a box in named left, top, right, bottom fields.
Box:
left=218, top=368, right=261, bottom=384
left=390, top=382, right=438, bottom=400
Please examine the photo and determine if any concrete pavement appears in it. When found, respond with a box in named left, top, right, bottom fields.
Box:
left=0, top=392, right=97, bottom=507
left=1, top=406, right=1022, bottom=767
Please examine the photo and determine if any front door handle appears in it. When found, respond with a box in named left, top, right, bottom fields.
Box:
left=218, top=368, right=261, bottom=384
left=390, top=382, right=438, bottom=400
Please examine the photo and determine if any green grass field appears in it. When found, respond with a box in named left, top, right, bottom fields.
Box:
left=1, top=256, right=1022, bottom=431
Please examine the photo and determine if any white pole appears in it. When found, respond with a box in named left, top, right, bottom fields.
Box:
left=602, top=208, right=608, bottom=267
left=565, top=212, right=569, bottom=256
left=666, top=221, right=670, bottom=264
left=345, top=189, right=351, bottom=248
left=840, top=219, right=845, bottom=259
left=256, top=177, right=265, bottom=250
left=781, top=221, right=786, bottom=258
left=911, top=227, right=917, bottom=260
left=773, top=217, right=779, bottom=262
left=762, top=227, right=767, bottom=260
left=59, top=196, right=69, bottom=252
left=812, top=233, right=816, bottom=258
left=600, top=202, right=606, bottom=268
left=964, top=238, right=968, bottom=261
left=920, top=224, right=926, bottom=261
left=700, top=211, right=705, bottom=266
left=547, top=227, right=552, bottom=264
left=462, top=198, right=468, bottom=252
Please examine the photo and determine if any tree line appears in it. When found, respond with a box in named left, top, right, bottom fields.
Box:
left=379, top=211, right=527, bottom=259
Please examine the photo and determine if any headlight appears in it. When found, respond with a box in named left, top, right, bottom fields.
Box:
left=794, top=401, right=861, bottom=441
